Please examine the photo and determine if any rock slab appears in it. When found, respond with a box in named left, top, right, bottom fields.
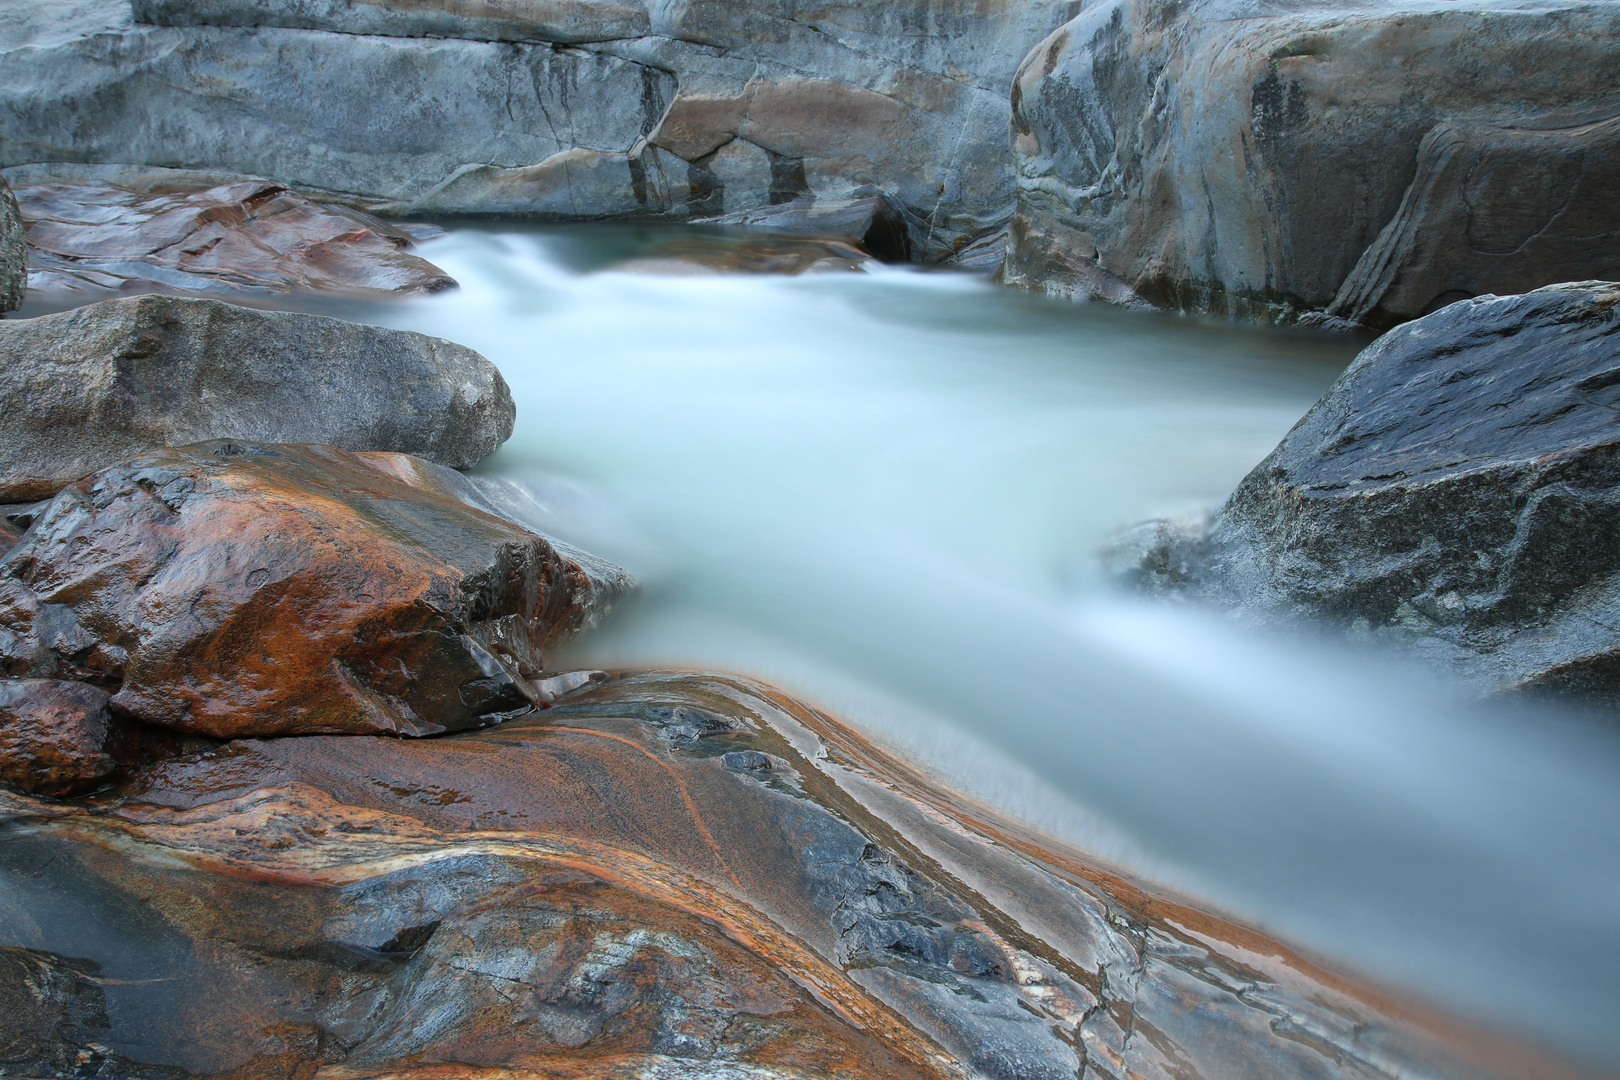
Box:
left=1004, top=0, right=1620, bottom=325
left=0, top=679, right=130, bottom=796
left=0, top=294, right=513, bottom=500
left=17, top=178, right=454, bottom=297
left=0, top=178, right=22, bottom=312
left=1116, top=282, right=1620, bottom=700
left=0, top=441, right=613, bottom=738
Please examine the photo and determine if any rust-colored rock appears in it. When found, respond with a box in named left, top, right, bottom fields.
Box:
left=0, top=673, right=1574, bottom=1079
left=0, top=678, right=133, bottom=796
left=17, top=179, right=453, bottom=298
left=0, top=441, right=622, bottom=738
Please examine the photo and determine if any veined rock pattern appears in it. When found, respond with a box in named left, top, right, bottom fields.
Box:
left=0, top=672, right=1553, bottom=1079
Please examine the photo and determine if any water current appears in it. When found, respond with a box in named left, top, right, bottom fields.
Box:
left=35, top=224, right=1620, bottom=1071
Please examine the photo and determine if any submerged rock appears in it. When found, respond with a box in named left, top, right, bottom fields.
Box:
left=0, top=294, right=512, bottom=500
left=0, top=178, right=21, bottom=312
left=0, top=441, right=625, bottom=738
left=1112, top=282, right=1620, bottom=702
left=16, top=178, right=454, bottom=298
left=0, top=671, right=1554, bottom=1079
left=1004, top=0, right=1620, bottom=325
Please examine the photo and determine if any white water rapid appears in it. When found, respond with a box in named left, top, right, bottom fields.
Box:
left=87, top=225, right=1620, bottom=1070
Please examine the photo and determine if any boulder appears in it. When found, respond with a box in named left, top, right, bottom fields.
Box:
left=0, top=178, right=22, bottom=312
left=0, top=294, right=513, bottom=500
left=0, top=441, right=626, bottom=738
left=0, top=671, right=1543, bottom=1078
left=1112, top=282, right=1620, bottom=701
left=1004, top=0, right=1620, bottom=325
left=0, top=679, right=132, bottom=796
left=0, top=0, right=1081, bottom=259
left=17, top=178, right=454, bottom=297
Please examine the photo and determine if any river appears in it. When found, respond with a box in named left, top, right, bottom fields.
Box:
left=33, top=223, right=1620, bottom=1072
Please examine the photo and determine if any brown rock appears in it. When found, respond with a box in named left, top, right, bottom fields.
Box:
left=17, top=179, right=454, bottom=298
left=0, top=441, right=618, bottom=738
left=0, top=679, right=132, bottom=796
left=0, top=673, right=1568, bottom=1079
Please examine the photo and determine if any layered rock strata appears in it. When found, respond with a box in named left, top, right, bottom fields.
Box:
left=1004, top=0, right=1620, bottom=325
left=0, top=294, right=512, bottom=499
left=0, top=441, right=627, bottom=738
left=0, top=0, right=1080, bottom=260
left=1108, top=282, right=1620, bottom=701
left=0, top=671, right=1558, bottom=1079
left=0, top=177, right=22, bottom=312
left=17, top=178, right=454, bottom=297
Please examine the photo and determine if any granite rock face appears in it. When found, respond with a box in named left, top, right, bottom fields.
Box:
left=0, top=178, right=23, bottom=313
left=0, top=441, right=622, bottom=738
left=0, top=671, right=1548, bottom=1079
left=1004, top=0, right=1620, bottom=325
left=0, top=294, right=511, bottom=500
left=17, top=178, right=453, bottom=297
left=0, top=0, right=1081, bottom=260
left=1112, top=283, right=1620, bottom=700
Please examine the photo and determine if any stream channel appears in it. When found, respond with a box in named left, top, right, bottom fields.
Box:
left=42, top=224, right=1620, bottom=1072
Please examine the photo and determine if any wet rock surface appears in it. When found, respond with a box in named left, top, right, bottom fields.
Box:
left=16, top=178, right=453, bottom=298
left=0, top=294, right=512, bottom=500
left=0, top=671, right=1553, bottom=1080
left=1003, top=0, right=1620, bottom=325
left=0, top=441, right=625, bottom=738
left=0, top=178, right=22, bottom=313
left=1111, top=282, right=1620, bottom=701
left=0, top=0, right=1079, bottom=260
left=0, top=679, right=131, bottom=797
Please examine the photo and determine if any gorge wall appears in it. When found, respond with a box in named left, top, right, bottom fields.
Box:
left=0, top=0, right=1081, bottom=261
left=1003, top=0, right=1620, bottom=326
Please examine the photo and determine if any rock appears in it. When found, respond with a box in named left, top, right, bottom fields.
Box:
left=608, top=234, right=876, bottom=275
left=0, top=294, right=513, bottom=500
left=0, top=679, right=132, bottom=796
left=17, top=178, right=454, bottom=298
left=1116, top=282, right=1620, bottom=702
left=0, top=441, right=626, bottom=738
left=1004, top=0, right=1620, bottom=325
left=695, top=189, right=915, bottom=263
left=0, top=178, right=22, bottom=313
left=0, top=0, right=1080, bottom=259
left=0, top=671, right=1549, bottom=1078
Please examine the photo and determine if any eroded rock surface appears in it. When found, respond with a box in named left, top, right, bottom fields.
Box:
left=1004, top=0, right=1620, bottom=325
left=0, top=0, right=1080, bottom=260
left=1111, top=282, right=1620, bottom=701
left=0, top=672, right=1552, bottom=1079
left=0, top=178, right=22, bottom=313
left=0, top=441, right=625, bottom=738
left=17, top=178, right=454, bottom=298
left=0, top=294, right=512, bottom=499
left=0, top=679, right=132, bottom=796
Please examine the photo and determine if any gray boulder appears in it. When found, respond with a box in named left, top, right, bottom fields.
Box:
left=0, top=295, right=513, bottom=500
left=1004, top=0, right=1620, bottom=326
left=0, top=178, right=22, bottom=313
left=1114, top=282, right=1620, bottom=702
left=0, top=0, right=1079, bottom=260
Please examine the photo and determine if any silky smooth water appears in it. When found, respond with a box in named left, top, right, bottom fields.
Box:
left=34, top=224, right=1620, bottom=1070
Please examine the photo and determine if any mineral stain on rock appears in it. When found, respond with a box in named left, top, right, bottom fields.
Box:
left=0, top=672, right=1576, bottom=1079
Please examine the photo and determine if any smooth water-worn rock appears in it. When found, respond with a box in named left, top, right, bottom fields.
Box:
left=0, top=0, right=1080, bottom=260
left=0, top=679, right=133, bottom=796
left=1004, top=0, right=1620, bottom=325
left=0, top=441, right=626, bottom=738
left=0, top=178, right=22, bottom=313
left=17, top=178, right=453, bottom=297
left=1112, top=282, right=1620, bottom=701
left=0, top=671, right=1560, bottom=1079
left=0, top=294, right=512, bottom=499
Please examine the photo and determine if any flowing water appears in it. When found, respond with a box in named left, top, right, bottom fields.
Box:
left=27, top=224, right=1620, bottom=1072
